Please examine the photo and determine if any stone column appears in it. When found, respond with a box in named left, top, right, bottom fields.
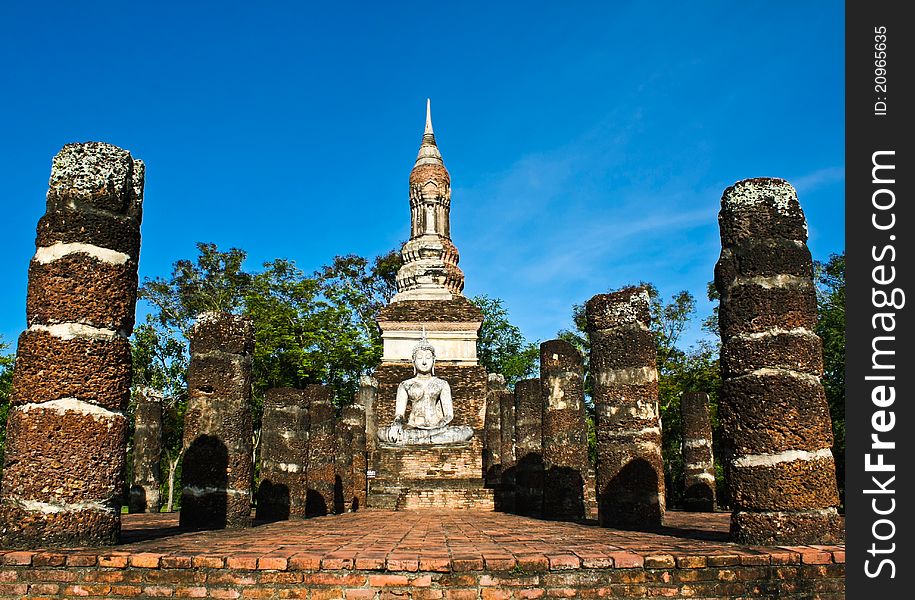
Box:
left=586, top=287, right=665, bottom=529
left=540, top=340, right=588, bottom=521
left=496, top=382, right=517, bottom=512
left=305, top=384, right=336, bottom=517
left=129, top=387, right=163, bottom=514
left=0, top=142, right=144, bottom=548
left=334, top=423, right=354, bottom=514
left=513, top=378, right=543, bottom=517
left=715, top=177, right=842, bottom=544
left=180, top=313, right=254, bottom=529
left=341, top=389, right=367, bottom=512
left=484, top=373, right=506, bottom=487
left=257, top=388, right=309, bottom=521
left=680, top=392, right=716, bottom=512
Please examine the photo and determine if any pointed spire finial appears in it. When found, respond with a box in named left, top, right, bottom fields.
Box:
left=425, top=98, right=433, bottom=136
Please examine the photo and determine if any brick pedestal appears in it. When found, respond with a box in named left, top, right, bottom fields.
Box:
left=0, top=142, right=144, bottom=548
left=715, top=178, right=842, bottom=544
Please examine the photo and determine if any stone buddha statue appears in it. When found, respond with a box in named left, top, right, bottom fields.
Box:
left=378, top=337, right=473, bottom=446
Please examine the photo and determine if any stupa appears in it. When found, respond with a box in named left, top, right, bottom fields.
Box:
left=367, top=100, right=493, bottom=510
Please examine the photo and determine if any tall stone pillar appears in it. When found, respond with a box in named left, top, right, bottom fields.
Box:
left=129, top=387, right=163, bottom=514
left=540, top=340, right=588, bottom=521
left=715, top=177, right=842, bottom=544
left=680, top=392, right=716, bottom=512
left=334, top=424, right=354, bottom=514
left=257, top=388, right=309, bottom=521
left=341, top=389, right=367, bottom=512
left=0, top=142, right=144, bottom=547
left=496, top=383, right=517, bottom=512
left=586, top=287, right=665, bottom=529
left=305, top=384, right=336, bottom=517
left=513, top=378, right=543, bottom=517
left=484, top=374, right=507, bottom=487
left=180, top=313, right=254, bottom=529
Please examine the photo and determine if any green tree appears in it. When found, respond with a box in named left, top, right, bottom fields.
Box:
left=0, top=337, right=15, bottom=477
left=815, top=252, right=845, bottom=505
left=470, top=295, right=539, bottom=386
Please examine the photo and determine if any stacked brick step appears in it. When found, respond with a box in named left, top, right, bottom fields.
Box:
left=715, top=178, right=842, bottom=544
left=0, top=142, right=144, bottom=547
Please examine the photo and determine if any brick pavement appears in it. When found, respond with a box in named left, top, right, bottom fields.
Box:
left=0, top=510, right=845, bottom=598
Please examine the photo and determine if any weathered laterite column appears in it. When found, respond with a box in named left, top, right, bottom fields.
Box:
left=513, top=378, right=543, bottom=517
left=484, top=373, right=507, bottom=487
left=540, top=340, right=588, bottom=521
left=587, top=287, right=665, bottom=529
left=0, top=142, right=144, bottom=547
left=129, top=387, right=163, bottom=514
left=680, top=391, right=716, bottom=512
left=496, top=382, right=517, bottom=512
left=180, top=313, right=254, bottom=529
left=334, top=422, right=354, bottom=514
left=305, top=384, right=336, bottom=517
left=257, top=388, right=310, bottom=521
left=341, top=387, right=368, bottom=512
left=715, top=177, right=842, bottom=544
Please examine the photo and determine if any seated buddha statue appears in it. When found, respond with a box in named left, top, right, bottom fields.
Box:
left=377, top=337, right=473, bottom=446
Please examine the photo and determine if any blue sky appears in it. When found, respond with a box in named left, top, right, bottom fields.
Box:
left=0, top=2, right=844, bottom=351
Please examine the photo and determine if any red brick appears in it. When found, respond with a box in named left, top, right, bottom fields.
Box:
left=67, top=554, right=98, bottom=567
left=345, top=590, right=376, bottom=600
left=82, top=570, right=128, bottom=583
left=800, top=550, right=833, bottom=564
left=675, top=555, right=707, bottom=569
left=322, top=557, right=354, bottom=570
left=98, top=554, right=130, bottom=568
left=411, top=575, right=433, bottom=587
left=545, top=589, right=577, bottom=598
left=302, top=573, right=367, bottom=586
left=258, top=556, right=289, bottom=570
left=31, top=570, right=77, bottom=582
left=413, top=591, right=444, bottom=600
left=32, top=552, right=67, bottom=567
left=211, top=589, right=242, bottom=599
left=705, top=554, right=741, bottom=567
left=65, top=584, right=112, bottom=596
left=607, top=552, right=643, bottom=568
left=27, top=583, right=60, bottom=595
left=547, top=554, right=580, bottom=570
left=482, top=591, right=512, bottom=600
left=161, top=556, right=195, bottom=569
left=419, top=556, right=452, bottom=572
left=0, top=584, right=28, bottom=596
left=174, top=587, right=208, bottom=598
left=643, top=554, right=675, bottom=568
left=0, top=571, right=16, bottom=583
left=143, top=585, right=176, bottom=597
left=444, top=591, right=478, bottom=600
left=516, top=555, right=549, bottom=571
left=277, top=591, right=310, bottom=599
left=313, top=590, right=346, bottom=600
left=288, top=553, right=323, bottom=570
left=832, top=550, right=846, bottom=563
left=193, top=555, right=226, bottom=568
left=452, top=556, right=484, bottom=571
left=386, top=556, right=419, bottom=572
left=517, top=590, right=545, bottom=599
left=111, top=585, right=144, bottom=597
left=226, top=555, right=260, bottom=570
left=355, top=556, right=387, bottom=570
left=767, top=550, right=801, bottom=565
left=207, top=572, right=257, bottom=585
left=1, top=551, right=33, bottom=566
left=242, top=589, right=276, bottom=599
left=369, top=574, right=411, bottom=587
left=482, top=555, right=516, bottom=571
left=258, top=572, right=302, bottom=585
left=130, top=552, right=164, bottom=568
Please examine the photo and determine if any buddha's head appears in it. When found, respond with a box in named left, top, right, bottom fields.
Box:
left=411, top=331, right=436, bottom=375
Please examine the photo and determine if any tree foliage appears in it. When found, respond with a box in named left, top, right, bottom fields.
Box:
left=470, top=295, right=539, bottom=387
left=815, top=252, right=845, bottom=504
left=0, top=338, right=14, bottom=477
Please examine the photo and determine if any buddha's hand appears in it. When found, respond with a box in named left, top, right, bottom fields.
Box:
left=390, top=416, right=405, bottom=443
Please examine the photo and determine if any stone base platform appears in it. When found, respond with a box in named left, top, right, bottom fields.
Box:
left=0, top=510, right=844, bottom=599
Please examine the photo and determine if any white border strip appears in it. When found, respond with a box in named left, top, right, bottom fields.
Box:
left=733, top=447, right=833, bottom=468
left=10, top=497, right=117, bottom=514
left=29, top=323, right=126, bottom=341
left=18, top=398, right=124, bottom=419
left=34, top=242, right=130, bottom=266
